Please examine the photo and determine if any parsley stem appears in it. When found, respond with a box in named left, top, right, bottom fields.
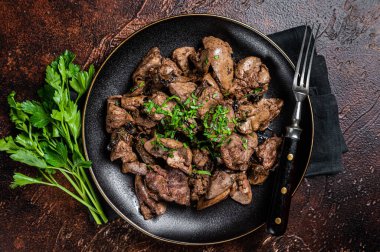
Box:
left=40, top=170, right=96, bottom=212
left=66, top=159, right=82, bottom=184
left=60, top=170, right=86, bottom=197
left=79, top=166, right=104, bottom=212
left=28, top=123, right=44, bottom=157
left=54, top=182, right=101, bottom=217
left=66, top=158, right=107, bottom=223
left=41, top=170, right=102, bottom=223
left=46, top=166, right=75, bottom=175
left=61, top=170, right=105, bottom=224
left=79, top=168, right=107, bottom=222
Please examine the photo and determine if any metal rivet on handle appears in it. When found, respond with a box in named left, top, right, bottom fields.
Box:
left=281, top=187, right=287, bottom=194
left=275, top=218, right=282, bottom=224
left=287, top=153, right=294, bottom=161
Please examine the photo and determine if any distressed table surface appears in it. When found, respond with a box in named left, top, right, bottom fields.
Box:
left=0, top=0, right=379, bottom=251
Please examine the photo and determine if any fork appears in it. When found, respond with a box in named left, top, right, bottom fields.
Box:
left=266, top=23, right=320, bottom=236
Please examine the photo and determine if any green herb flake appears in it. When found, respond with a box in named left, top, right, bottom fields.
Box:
left=232, top=117, right=238, bottom=125
left=138, top=81, right=145, bottom=87
left=193, top=169, right=212, bottom=176
left=226, top=137, right=232, bottom=144
left=254, top=87, right=263, bottom=94
left=130, top=81, right=145, bottom=93
left=242, top=137, right=248, bottom=150
left=213, top=55, right=219, bottom=60
left=204, top=58, right=209, bottom=66
left=130, top=86, right=137, bottom=93
left=242, top=87, right=263, bottom=99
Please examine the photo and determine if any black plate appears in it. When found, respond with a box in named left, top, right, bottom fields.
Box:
left=83, top=14, right=313, bottom=245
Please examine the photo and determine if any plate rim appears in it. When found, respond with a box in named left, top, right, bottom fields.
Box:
left=82, top=13, right=314, bottom=246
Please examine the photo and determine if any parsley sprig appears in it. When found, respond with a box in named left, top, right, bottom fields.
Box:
left=0, top=51, right=108, bottom=224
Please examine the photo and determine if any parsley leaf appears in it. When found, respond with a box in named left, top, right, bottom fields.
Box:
left=10, top=149, right=47, bottom=168
left=21, top=101, right=50, bottom=128
left=10, top=173, right=51, bottom=189
left=15, top=134, right=37, bottom=151
left=64, top=101, right=81, bottom=140
left=45, top=66, right=61, bottom=90
left=42, top=142, right=68, bottom=168
left=0, top=136, right=19, bottom=153
left=7, top=92, right=29, bottom=132
left=69, top=64, right=95, bottom=100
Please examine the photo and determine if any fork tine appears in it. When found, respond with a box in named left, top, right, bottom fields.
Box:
left=300, top=23, right=314, bottom=87
left=305, top=23, right=321, bottom=90
left=293, top=24, right=308, bottom=88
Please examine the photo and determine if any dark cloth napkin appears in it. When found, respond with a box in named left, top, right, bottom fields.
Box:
left=269, top=26, right=347, bottom=177
left=92, top=26, right=348, bottom=222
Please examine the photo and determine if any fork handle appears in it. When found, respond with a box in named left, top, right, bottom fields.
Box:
left=266, top=133, right=300, bottom=236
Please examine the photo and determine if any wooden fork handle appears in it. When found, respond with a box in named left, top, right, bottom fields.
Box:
left=266, top=135, right=299, bottom=236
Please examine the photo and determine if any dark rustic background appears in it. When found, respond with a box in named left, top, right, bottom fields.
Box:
left=0, top=0, right=379, bottom=251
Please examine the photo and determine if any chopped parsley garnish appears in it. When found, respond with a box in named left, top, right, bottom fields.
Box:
left=152, top=132, right=170, bottom=151
left=243, top=87, right=263, bottom=98
left=144, top=94, right=202, bottom=140
left=130, top=80, right=146, bottom=93
left=203, top=105, right=233, bottom=144
left=151, top=133, right=177, bottom=158
left=254, top=87, right=263, bottom=93
left=213, top=55, right=219, bottom=60
left=226, top=137, right=233, bottom=144
left=168, top=150, right=174, bottom=158
left=145, top=94, right=236, bottom=153
left=193, top=169, right=212, bottom=176
left=204, top=57, right=209, bottom=66
left=138, top=81, right=145, bottom=87
left=242, top=137, right=248, bottom=150
left=231, top=117, right=238, bottom=125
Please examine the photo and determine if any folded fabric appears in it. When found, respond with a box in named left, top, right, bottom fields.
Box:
left=269, top=26, right=347, bottom=177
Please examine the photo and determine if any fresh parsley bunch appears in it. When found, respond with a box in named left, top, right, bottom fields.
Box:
left=0, top=51, right=108, bottom=224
